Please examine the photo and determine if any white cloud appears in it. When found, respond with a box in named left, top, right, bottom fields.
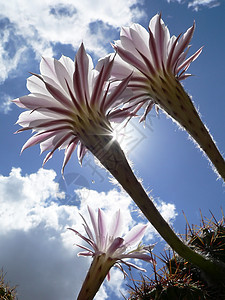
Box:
left=0, top=94, right=12, bottom=113
left=0, top=167, right=177, bottom=299
left=167, top=0, right=220, bottom=10
left=188, top=0, right=220, bottom=10
left=0, top=0, right=145, bottom=83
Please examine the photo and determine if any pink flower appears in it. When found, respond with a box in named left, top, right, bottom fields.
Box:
left=112, top=13, right=202, bottom=120
left=70, top=207, right=153, bottom=299
left=111, top=14, right=225, bottom=180
left=13, top=43, right=133, bottom=173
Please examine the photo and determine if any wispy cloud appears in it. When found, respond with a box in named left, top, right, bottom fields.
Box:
left=167, top=0, right=221, bottom=10
left=0, top=0, right=145, bottom=84
left=188, top=0, right=220, bottom=10
left=0, top=94, right=12, bottom=113
left=0, top=167, right=177, bottom=299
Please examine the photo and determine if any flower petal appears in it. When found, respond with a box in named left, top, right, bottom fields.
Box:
left=98, top=208, right=107, bottom=250
left=62, top=138, right=79, bottom=174
left=21, top=131, right=56, bottom=153
left=123, top=224, right=147, bottom=246
left=107, top=237, right=124, bottom=256
left=88, top=206, right=99, bottom=245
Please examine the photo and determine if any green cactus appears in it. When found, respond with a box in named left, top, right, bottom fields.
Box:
left=127, top=212, right=225, bottom=300
left=0, top=271, right=17, bottom=300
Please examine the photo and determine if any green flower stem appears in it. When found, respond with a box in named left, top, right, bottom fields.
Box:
left=77, top=254, right=115, bottom=300
left=151, top=71, right=225, bottom=182
left=82, top=134, right=225, bottom=284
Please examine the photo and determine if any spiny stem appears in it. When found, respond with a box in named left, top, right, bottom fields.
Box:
left=77, top=254, right=115, bottom=300
left=153, top=72, right=225, bottom=181
left=83, top=135, right=225, bottom=284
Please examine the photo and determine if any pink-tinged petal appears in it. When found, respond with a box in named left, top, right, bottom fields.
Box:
left=73, top=43, right=92, bottom=104
left=80, top=213, right=95, bottom=242
left=98, top=209, right=107, bottom=250
left=110, top=54, right=134, bottom=80
left=104, top=72, right=132, bottom=111
left=39, top=60, right=71, bottom=98
left=42, top=132, right=72, bottom=165
left=64, top=78, right=82, bottom=113
left=115, top=45, right=150, bottom=78
left=139, top=100, right=154, bottom=123
left=120, top=26, right=131, bottom=39
left=40, top=135, right=56, bottom=153
left=108, top=108, right=134, bottom=123
left=129, top=24, right=150, bottom=58
left=75, top=244, right=94, bottom=255
left=107, top=271, right=111, bottom=281
left=120, top=260, right=146, bottom=272
left=77, top=252, right=93, bottom=257
left=16, top=110, right=52, bottom=127
left=27, top=74, right=49, bottom=95
left=68, top=228, right=96, bottom=249
left=62, top=138, right=79, bottom=174
left=37, top=125, right=73, bottom=137
left=166, top=34, right=180, bottom=70
left=149, top=13, right=158, bottom=33
left=174, top=45, right=191, bottom=73
left=33, top=106, right=73, bottom=118
left=176, top=46, right=203, bottom=74
left=108, top=210, right=123, bottom=238
left=59, top=55, right=74, bottom=75
left=148, top=28, right=160, bottom=70
left=77, top=142, right=88, bottom=165
left=87, top=206, right=99, bottom=245
left=178, top=73, right=192, bottom=81
left=120, top=252, right=153, bottom=262
left=151, top=14, right=170, bottom=66
left=107, top=237, right=124, bottom=256
left=120, top=35, right=143, bottom=63
left=41, top=74, right=67, bottom=96
left=96, top=53, right=114, bottom=82
left=41, top=79, right=74, bottom=110
left=13, top=95, right=63, bottom=110
left=135, top=48, right=156, bottom=75
left=123, top=224, right=147, bottom=246
left=53, top=58, right=73, bottom=94
left=40, top=57, right=56, bottom=81
left=21, top=131, right=57, bottom=153
left=90, top=64, right=105, bottom=107
left=159, top=18, right=170, bottom=64
left=171, top=22, right=195, bottom=69
left=12, top=97, right=27, bottom=109
left=30, top=119, right=73, bottom=130
left=91, top=55, right=114, bottom=106
left=39, top=128, right=73, bottom=153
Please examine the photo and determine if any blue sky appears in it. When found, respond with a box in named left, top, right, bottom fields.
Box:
left=0, top=0, right=225, bottom=299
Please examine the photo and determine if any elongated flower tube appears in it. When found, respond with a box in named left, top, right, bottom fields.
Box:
left=13, top=43, right=225, bottom=284
left=112, top=14, right=225, bottom=181
left=69, top=207, right=152, bottom=299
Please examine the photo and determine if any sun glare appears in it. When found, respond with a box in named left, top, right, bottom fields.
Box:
left=111, top=119, right=149, bottom=158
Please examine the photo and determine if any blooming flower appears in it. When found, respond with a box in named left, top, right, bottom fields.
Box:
left=69, top=206, right=153, bottom=299
left=112, top=14, right=225, bottom=180
left=112, top=13, right=202, bottom=119
left=13, top=43, right=133, bottom=174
